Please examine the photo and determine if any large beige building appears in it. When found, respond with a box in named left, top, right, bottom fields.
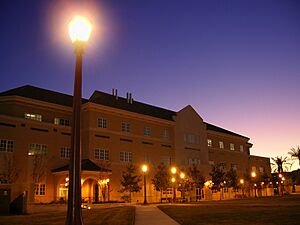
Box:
left=0, top=85, right=271, bottom=203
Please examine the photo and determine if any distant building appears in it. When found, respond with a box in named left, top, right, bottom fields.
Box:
left=0, top=85, right=271, bottom=203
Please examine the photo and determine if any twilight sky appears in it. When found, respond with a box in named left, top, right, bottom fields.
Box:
left=0, top=0, right=299, bottom=170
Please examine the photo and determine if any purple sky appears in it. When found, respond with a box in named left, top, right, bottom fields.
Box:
left=1, top=0, right=299, bottom=170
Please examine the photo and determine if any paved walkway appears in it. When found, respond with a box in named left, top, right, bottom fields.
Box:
left=135, top=205, right=180, bottom=225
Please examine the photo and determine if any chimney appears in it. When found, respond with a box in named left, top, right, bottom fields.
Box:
left=126, top=92, right=129, bottom=103
left=112, top=88, right=118, bottom=100
left=129, top=93, right=133, bottom=104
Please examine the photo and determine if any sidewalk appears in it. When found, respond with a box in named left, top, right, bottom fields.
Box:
left=135, top=205, right=180, bottom=225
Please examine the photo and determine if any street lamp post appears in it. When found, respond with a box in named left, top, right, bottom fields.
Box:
left=66, top=16, right=92, bottom=225
left=240, top=179, right=244, bottom=197
left=171, top=167, right=177, bottom=202
left=251, top=172, right=257, bottom=198
left=142, top=165, right=148, bottom=204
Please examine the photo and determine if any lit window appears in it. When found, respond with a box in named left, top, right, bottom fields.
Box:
left=120, top=151, right=132, bottom=162
left=60, top=147, right=70, bottom=159
left=25, top=113, right=42, bottom=122
left=207, top=139, right=212, bottom=147
left=122, top=122, right=130, bottom=132
left=230, top=143, right=235, bottom=151
left=54, top=118, right=70, bottom=126
left=98, top=118, right=107, bottom=128
left=144, top=127, right=150, bottom=136
left=28, top=143, right=47, bottom=155
left=35, top=184, right=46, bottom=196
left=162, top=129, right=169, bottom=140
left=0, top=139, right=14, bottom=152
left=219, top=141, right=224, bottom=149
left=240, top=145, right=244, bottom=152
left=95, top=149, right=109, bottom=161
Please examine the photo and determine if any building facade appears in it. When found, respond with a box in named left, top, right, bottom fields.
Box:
left=0, top=85, right=271, bottom=203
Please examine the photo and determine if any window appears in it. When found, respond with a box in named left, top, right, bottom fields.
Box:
left=240, top=145, right=244, bottom=152
left=207, top=139, right=212, bottom=147
left=184, top=134, right=200, bottom=144
left=35, top=183, right=46, bottom=196
left=98, top=118, right=107, bottom=128
left=60, top=147, right=70, bottom=159
left=144, top=127, right=150, bottom=136
left=95, top=149, right=109, bottom=161
left=219, top=163, right=226, bottom=170
left=25, top=113, right=42, bottom=121
left=54, top=118, right=70, bottom=126
left=162, top=129, right=169, bottom=140
left=230, top=143, right=235, bottom=151
left=28, top=143, right=47, bottom=155
left=161, top=156, right=171, bottom=166
left=187, top=158, right=201, bottom=165
left=219, top=141, right=224, bottom=149
left=252, top=166, right=256, bottom=172
left=231, top=164, right=237, bottom=171
left=120, top=151, right=132, bottom=162
left=0, top=139, right=14, bottom=152
left=259, top=167, right=264, bottom=173
left=122, top=122, right=130, bottom=132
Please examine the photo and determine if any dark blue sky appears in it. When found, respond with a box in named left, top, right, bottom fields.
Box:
left=1, top=0, right=299, bottom=167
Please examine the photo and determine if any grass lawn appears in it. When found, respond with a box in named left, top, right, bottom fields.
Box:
left=0, top=206, right=135, bottom=225
left=158, top=195, right=300, bottom=225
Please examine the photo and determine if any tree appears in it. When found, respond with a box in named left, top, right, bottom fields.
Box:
left=209, top=164, right=225, bottom=191
left=271, top=156, right=291, bottom=173
left=225, top=168, right=238, bottom=190
left=152, top=163, right=171, bottom=202
left=32, top=154, right=47, bottom=184
left=186, top=164, right=205, bottom=201
left=289, top=146, right=300, bottom=167
left=0, top=154, right=19, bottom=184
left=119, top=164, right=142, bottom=202
left=188, top=164, right=205, bottom=189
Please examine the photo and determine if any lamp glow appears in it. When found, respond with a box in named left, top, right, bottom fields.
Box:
left=251, top=172, right=256, bottom=178
left=180, top=172, right=185, bottom=179
left=69, top=16, right=92, bottom=43
left=171, top=177, right=176, bottom=183
left=171, top=167, right=177, bottom=174
left=142, top=165, right=148, bottom=173
left=240, top=179, right=244, bottom=184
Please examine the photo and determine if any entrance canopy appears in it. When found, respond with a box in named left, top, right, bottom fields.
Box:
left=51, top=159, right=112, bottom=174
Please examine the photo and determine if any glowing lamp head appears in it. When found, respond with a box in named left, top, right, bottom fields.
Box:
left=106, top=178, right=110, bottom=183
left=171, top=177, right=176, bottom=183
left=171, top=167, right=177, bottom=174
left=142, top=165, right=148, bottom=173
left=69, top=16, right=92, bottom=43
left=240, top=179, right=244, bottom=184
left=180, top=172, right=185, bottom=179
left=251, top=172, right=256, bottom=178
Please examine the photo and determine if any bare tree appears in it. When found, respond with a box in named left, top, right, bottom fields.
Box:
left=32, top=154, right=47, bottom=184
left=0, top=153, right=19, bottom=184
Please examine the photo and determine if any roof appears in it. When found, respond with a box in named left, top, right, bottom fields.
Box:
left=205, top=122, right=249, bottom=139
left=1, top=85, right=249, bottom=138
left=89, top=91, right=176, bottom=121
left=0, top=85, right=88, bottom=107
left=51, top=159, right=112, bottom=173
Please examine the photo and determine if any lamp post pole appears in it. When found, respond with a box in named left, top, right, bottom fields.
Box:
left=142, top=165, right=148, bottom=204
left=66, top=16, right=92, bottom=225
